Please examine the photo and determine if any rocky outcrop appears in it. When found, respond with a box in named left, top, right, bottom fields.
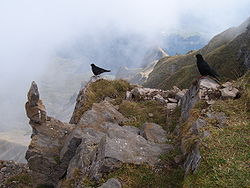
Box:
left=24, top=79, right=173, bottom=187
left=179, top=77, right=239, bottom=174
left=64, top=103, right=172, bottom=182
left=139, top=123, right=167, bottom=144
left=25, top=82, right=75, bottom=186
left=181, top=78, right=239, bottom=121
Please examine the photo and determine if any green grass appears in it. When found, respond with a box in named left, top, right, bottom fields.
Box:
left=118, top=100, right=167, bottom=128
left=104, top=162, right=184, bottom=188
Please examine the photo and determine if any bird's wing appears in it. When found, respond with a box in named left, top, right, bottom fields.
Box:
left=203, top=61, right=220, bottom=78
left=96, top=66, right=110, bottom=72
left=210, top=67, right=220, bottom=77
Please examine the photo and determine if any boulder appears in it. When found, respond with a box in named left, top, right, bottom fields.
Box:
left=140, top=123, right=167, bottom=144
left=78, top=100, right=128, bottom=127
left=66, top=123, right=173, bottom=181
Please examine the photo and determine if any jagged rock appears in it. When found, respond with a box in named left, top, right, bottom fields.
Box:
left=140, top=123, right=167, bottom=144
left=25, top=81, right=47, bottom=124
left=88, top=123, right=172, bottom=180
left=98, top=178, right=122, bottom=188
left=181, top=81, right=200, bottom=121
left=25, top=117, right=74, bottom=186
left=181, top=78, right=222, bottom=121
left=66, top=123, right=172, bottom=181
left=25, top=82, right=74, bottom=187
left=183, top=142, right=201, bottom=174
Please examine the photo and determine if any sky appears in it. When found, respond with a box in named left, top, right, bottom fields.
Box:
left=0, top=0, right=250, bottom=130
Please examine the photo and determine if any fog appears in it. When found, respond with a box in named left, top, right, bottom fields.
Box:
left=0, top=0, right=250, bottom=131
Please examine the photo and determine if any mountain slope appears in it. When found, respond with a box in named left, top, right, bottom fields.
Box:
left=144, top=17, right=250, bottom=90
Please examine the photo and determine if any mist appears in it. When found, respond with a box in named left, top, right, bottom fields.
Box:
left=0, top=0, right=250, bottom=131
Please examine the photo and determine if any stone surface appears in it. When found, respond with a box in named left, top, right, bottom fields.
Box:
left=78, top=100, right=128, bottom=126
left=69, top=123, right=173, bottom=181
left=167, top=103, right=177, bottom=110
left=98, top=178, right=122, bottom=188
left=220, top=87, right=239, bottom=98
left=122, top=125, right=140, bottom=135
left=206, top=112, right=227, bottom=128
left=181, top=81, right=199, bottom=121
left=140, top=123, right=167, bottom=143
left=183, top=142, right=201, bottom=174
left=25, top=81, right=74, bottom=187
left=25, top=81, right=47, bottom=124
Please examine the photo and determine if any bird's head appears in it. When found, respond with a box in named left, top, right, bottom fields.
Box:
left=195, top=54, right=203, bottom=60
left=91, top=64, right=94, bottom=67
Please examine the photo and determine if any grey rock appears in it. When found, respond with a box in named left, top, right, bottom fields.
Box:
left=181, top=78, right=222, bottom=121
left=25, top=117, right=74, bottom=186
left=153, top=94, right=167, bottom=104
left=25, top=81, right=47, bottom=124
left=181, top=81, right=199, bottom=121
left=98, top=178, right=122, bottom=188
left=122, top=126, right=140, bottom=135
left=140, top=123, right=167, bottom=143
left=183, top=142, right=201, bottom=174
left=175, top=89, right=188, bottom=100
left=220, top=87, right=239, bottom=99
left=206, top=112, right=227, bottom=128
left=199, top=78, right=220, bottom=90
left=168, top=98, right=178, bottom=103
left=66, top=122, right=172, bottom=182
left=78, top=101, right=128, bottom=126
left=167, top=103, right=177, bottom=110
left=190, top=118, right=207, bottom=135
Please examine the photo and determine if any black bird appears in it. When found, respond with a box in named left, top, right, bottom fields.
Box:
left=91, top=64, right=111, bottom=76
left=195, top=54, right=219, bottom=79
